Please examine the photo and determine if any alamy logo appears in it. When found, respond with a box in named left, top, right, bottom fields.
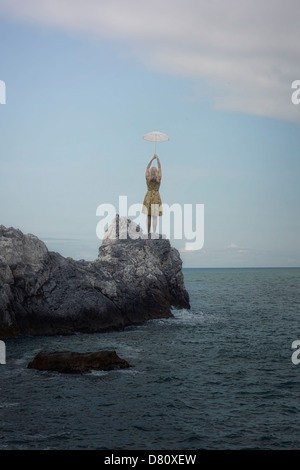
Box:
left=291, top=340, right=300, bottom=365
left=96, top=196, right=204, bottom=251
left=0, top=340, right=6, bottom=364
left=0, top=80, right=6, bottom=104
left=291, top=80, right=300, bottom=105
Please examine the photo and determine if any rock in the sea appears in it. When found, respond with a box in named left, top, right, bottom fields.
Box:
left=0, top=217, right=190, bottom=337
left=27, top=350, right=130, bottom=373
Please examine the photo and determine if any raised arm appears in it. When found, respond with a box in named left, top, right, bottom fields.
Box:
left=145, top=155, right=155, bottom=179
left=156, top=155, right=162, bottom=180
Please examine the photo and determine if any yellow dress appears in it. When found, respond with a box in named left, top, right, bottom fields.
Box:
left=142, top=179, right=163, bottom=216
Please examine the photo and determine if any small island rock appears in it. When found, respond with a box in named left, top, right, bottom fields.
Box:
left=27, top=350, right=130, bottom=373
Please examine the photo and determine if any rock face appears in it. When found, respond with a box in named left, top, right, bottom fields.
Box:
left=27, top=350, right=130, bottom=373
left=0, top=217, right=190, bottom=337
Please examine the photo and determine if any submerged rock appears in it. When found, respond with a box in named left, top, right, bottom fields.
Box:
left=27, top=350, right=130, bottom=373
left=0, top=217, right=190, bottom=337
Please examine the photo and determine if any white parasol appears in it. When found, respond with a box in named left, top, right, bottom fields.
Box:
left=142, top=131, right=170, bottom=154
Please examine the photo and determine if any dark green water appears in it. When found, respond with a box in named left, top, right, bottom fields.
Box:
left=1, top=268, right=300, bottom=449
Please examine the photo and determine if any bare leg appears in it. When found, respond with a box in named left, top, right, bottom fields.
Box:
left=147, top=215, right=151, bottom=234
left=153, top=216, right=157, bottom=233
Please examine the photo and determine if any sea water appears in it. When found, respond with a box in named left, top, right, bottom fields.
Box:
left=1, top=268, right=300, bottom=450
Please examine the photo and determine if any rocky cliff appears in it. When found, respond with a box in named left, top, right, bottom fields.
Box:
left=0, top=217, right=190, bottom=338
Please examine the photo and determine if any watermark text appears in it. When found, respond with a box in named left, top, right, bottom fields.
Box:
left=291, top=80, right=300, bottom=105
left=96, top=196, right=204, bottom=251
left=0, top=340, right=6, bottom=364
left=291, top=340, right=300, bottom=364
left=0, top=80, right=6, bottom=104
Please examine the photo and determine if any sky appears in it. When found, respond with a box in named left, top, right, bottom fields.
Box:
left=0, top=0, right=299, bottom=268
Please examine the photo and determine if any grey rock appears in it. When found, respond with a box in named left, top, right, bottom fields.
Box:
left=27, top=350, right=130, bottom=373
left=0, top=217, right=190, bottom=337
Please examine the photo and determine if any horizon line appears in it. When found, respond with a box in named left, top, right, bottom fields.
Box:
left=182, top=266, right=300, bottom=269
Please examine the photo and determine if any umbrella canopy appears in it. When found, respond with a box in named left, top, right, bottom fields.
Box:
left=143, top=131, right=170, bottom=143
left=143, top=131, right=170, bottom=154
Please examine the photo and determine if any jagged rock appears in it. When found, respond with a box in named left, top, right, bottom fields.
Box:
left=27, top=350, right=130, bottom=373
left=102, top=214, right=166, bottom=241
left=0, top=217, right=190, bottom=338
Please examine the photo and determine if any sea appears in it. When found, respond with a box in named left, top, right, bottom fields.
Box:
left=1, top=267, right=300, bottom=451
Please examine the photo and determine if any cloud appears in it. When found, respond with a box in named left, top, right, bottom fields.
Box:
left=1, top=0, right=300, bottom=123
left=227, top=243, right=249, bottom=254
left=228, top=243, right=239, bottom=249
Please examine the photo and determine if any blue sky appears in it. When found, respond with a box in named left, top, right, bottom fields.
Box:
left=0, top=0, right=299, bottom=267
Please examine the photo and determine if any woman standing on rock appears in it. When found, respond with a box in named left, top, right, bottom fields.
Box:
left=142, top=154, right=163, bottom=235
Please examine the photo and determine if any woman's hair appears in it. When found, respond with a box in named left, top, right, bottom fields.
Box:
left=150, top=166, right=159, bottom=181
